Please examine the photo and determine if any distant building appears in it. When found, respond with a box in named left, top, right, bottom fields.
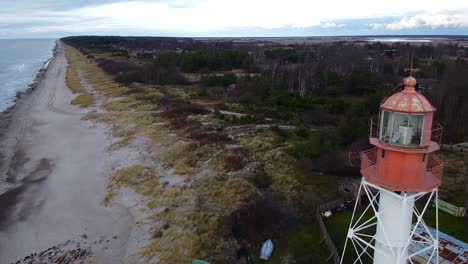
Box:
left=382, top=49, right=399, bottom=58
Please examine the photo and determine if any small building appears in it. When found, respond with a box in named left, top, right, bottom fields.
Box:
left=410, top=225, right=467, bottom=263
left=382, top=49, right=399, bottom=58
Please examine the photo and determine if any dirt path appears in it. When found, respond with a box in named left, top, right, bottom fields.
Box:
left=0, top=42, right=137, bottom=263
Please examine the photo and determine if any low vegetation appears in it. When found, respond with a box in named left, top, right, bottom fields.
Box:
left=64, top=45, right=94, bottom=107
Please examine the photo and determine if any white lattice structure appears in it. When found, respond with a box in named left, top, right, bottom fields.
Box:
left=340, top=179, right=439, bottom=264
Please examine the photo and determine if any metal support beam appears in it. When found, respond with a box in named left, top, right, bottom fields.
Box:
left=340, top=179, right=439, bottom=264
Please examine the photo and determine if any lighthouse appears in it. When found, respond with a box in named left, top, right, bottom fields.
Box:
left=341, top=76, right=444, bottom=264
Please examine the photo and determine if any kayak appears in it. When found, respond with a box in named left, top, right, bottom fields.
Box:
left=191, top=259, right=210, bottom=264
left=260, top=239, right=274, bottom=260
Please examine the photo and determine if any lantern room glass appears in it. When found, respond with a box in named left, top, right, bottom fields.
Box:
left=379, top=110, right=424, bottom=147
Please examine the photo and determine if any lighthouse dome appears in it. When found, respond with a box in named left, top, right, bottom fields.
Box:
left=380, top=77, right=436, bottom=113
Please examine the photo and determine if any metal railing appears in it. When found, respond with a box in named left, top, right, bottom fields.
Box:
left=361, top=148, right=377, bottom=171
left=369, top=117, right=443, bottom=147
left=361, top=147, right=443, bottom=182
left=369, top=117, right=379, bottom=139
left=431, top=122, right=443, bottom=146
left=427, top=155, right=444, bottom=181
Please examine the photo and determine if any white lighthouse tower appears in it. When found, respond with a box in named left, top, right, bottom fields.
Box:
left=340, top=76, right=444, bottom=264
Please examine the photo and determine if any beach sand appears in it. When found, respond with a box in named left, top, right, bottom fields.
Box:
left=0, top=42, right=141, bottom=263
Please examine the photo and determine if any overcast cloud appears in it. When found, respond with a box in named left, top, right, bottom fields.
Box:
left=1, top=0, right=468, bottom=38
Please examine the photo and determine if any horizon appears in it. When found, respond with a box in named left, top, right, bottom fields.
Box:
left=2, top=34, right=468, bottom=41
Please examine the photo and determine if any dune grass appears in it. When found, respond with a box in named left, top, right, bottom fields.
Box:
left=66, top=45, right=350, bottom=263
left=63, top=45, right=94, bottom=107
left=104, top=164, right=162, bottom=207
left=71, top=93, right=93, bottom=107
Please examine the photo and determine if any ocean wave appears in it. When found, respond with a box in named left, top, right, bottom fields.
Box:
left=0, top=39, right=56, bottom=112
left=14, top=64, right=26, bottom=72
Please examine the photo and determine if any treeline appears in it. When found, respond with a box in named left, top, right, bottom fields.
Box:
left=62, top=36, right=202, bottom=52
left=97, top=56, right=188, bottom=85
left=200, top=73, right=237, bottom=87
left=264, top=48, right=311, bottom=63
left=177, top=50, right=253, bottom=72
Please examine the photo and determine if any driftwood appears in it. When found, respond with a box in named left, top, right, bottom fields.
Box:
left=441, top=143, right=468, bottom=152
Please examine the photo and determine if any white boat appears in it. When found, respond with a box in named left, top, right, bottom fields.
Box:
left=260, top=239, right=274, bottom=260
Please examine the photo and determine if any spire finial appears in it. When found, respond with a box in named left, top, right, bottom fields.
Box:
left=404, top=50, right=416, bottom=77
left=403, top=76, right=417, bottom=91
left=410, top=50, right=414, bottom=76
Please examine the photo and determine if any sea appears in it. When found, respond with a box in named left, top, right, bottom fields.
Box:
left=0, top=39, right=56, bottom=112
left=366, top=38, right=433, bottom=43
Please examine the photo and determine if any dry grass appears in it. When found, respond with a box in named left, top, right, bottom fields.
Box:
left=67, top=45, right=347, bottom=263
left=110, top=135, right=134, bottom=149
left=208, top=147, right=250, bottom=172
left=160, top=142, right=201, bottom=175
left=66, top=46, right=248, bottom=262
left=71, top=93, right=93, bottom=107
left=63, top=44, right=94, bottom=107
left=104, top=165, right=162, bottom=206
left=139, top=173, right=258, bottom=263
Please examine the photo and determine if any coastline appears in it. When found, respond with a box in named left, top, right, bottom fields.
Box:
left=0, top=40, right=138, bottom=263
left=0, top=41, right=58, bottom=195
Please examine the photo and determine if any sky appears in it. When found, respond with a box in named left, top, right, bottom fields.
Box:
left=1, top=0, right=468, bottom=38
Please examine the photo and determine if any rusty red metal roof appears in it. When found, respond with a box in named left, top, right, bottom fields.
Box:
left=380, top=77, right=437, bottom=113
left=410, top=225, right=467, bottom=263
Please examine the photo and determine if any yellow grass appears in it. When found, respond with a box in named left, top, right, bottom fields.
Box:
left=71, top=93, right=93, bottom=107
left=63, top=44, right=94, bottom=107
left=65, top=45, right=344, bottom=263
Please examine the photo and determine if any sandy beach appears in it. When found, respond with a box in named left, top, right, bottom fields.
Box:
left=0, top=42, right=141, bottom=263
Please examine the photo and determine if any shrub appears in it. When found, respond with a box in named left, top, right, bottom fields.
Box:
left=189, top=131, right=233, bottom=145
left=161, top=105, right=210, bottom=119
left=251, top=172, right=272, bottom=189
left=272, top=126, right=290, bottom=142
left=230, top=197, right=294, bottom=244
left=200, top=73, right=237, bottom=87
left=295, top=126, right=309, bottom=138
left=288, top=135, right=322, bottom=159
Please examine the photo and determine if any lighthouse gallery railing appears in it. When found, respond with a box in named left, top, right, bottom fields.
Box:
left=360, top=148, right=443, bottom=182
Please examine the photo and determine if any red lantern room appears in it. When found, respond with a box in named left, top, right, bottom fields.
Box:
left=361, top=77, right=444, bottom=192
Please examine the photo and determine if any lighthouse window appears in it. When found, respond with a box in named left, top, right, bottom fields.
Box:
left=379, top=111, right=425, bottom=147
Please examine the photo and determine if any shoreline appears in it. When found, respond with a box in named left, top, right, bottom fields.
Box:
left=1, top=41, right=57, bottom=113
left=0, top=40, right=139, bottom=263
left=0, top=41, right=58, bottom=195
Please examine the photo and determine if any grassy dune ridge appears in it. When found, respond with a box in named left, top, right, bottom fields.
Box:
left=62, top=43, right=344, bottom=263
left=64, top=45, right=94, bottom=107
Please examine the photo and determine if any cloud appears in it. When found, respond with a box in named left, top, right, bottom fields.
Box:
left=385, top=12, right=468, bottom=30
left=321, top=22, right=345, bottom=28
left=2, top=0, right=468, bottom=37
left=367, top=23, right=385, bottom=30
